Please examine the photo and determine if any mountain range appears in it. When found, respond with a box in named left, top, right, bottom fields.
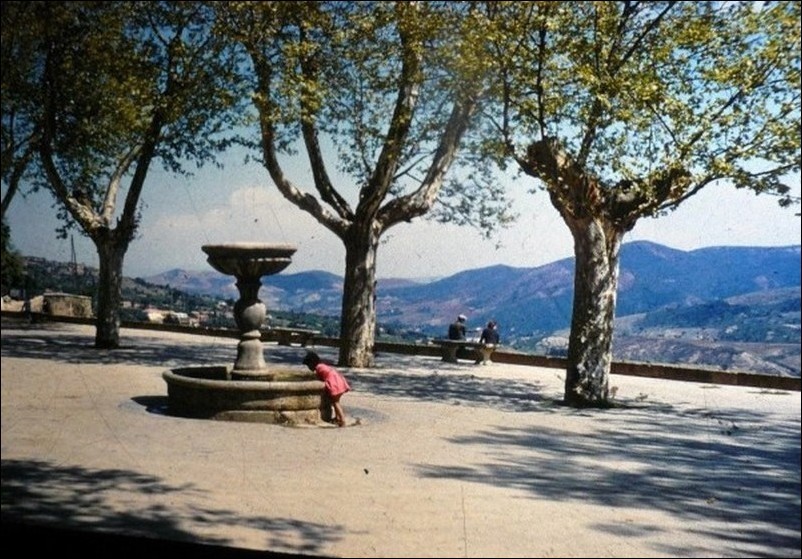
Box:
left=143, top=241, right=801, bottom=376
left=145, top=241, right=800, bottom=332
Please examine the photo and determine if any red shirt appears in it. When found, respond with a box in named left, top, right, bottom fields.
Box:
left=314, top=363, right=351, bottom=397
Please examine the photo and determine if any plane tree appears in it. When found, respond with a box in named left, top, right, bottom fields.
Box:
left=221, top=1, right=488, bottom=367
left=465, top=1, right=800, bottom=406
left=19, top=1, right=245, bottom=348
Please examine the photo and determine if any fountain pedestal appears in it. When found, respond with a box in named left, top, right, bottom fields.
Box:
left=202, top=243, right=294, bottom=379
left=162, top=243, right=332, bottom=425
left=232, top=276, right=267, bottom=373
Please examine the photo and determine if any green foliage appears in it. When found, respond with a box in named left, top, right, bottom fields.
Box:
left=221, top=1, right=489, bottom=217
left=448, top=1, right=801, bottom=404
left=218, top=2, right=494, bottom=365
left=1, top=2, right=45, bottom=220
left=474, top=1, right=800, bottom=211
left=431, top=158, right=519, bottom=237
left=4, top=1, right=250, bottom=239
left=268, top=309, right=341, bottom=337
left=3, top=1, right=253, bottom=347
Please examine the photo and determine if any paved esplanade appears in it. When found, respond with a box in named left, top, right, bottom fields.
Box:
left=2, top=319, right=800, bottom=557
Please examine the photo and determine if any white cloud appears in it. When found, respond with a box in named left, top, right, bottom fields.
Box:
left=129, top=186, right=346, bottom=277
left=626, top=181, right=801, bottom=250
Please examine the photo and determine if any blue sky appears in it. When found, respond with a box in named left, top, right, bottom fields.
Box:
left=4, top=148, right=800, bottom=280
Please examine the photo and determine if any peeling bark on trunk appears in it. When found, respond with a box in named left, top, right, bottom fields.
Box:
left=94, top=236, right=126, bottom=349
left=520, top=138, right=692, bottom=407
left=338, top=228, right=379, bottom=368
left=563, top=220, right=623, bottom=407
left=519, top=137, right=632, bottom=408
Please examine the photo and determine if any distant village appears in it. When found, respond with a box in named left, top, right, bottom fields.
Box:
left=1, top=289, right=234, bottom=329
left=1, top=255, right=236, bottom=329
left=1, top=257, right=336, bottom=335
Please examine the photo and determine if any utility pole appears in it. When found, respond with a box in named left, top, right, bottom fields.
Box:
left=70, top=235, right=78, bottom=293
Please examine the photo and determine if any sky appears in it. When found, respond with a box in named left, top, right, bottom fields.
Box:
left=4, top=148, right=801, bottom=281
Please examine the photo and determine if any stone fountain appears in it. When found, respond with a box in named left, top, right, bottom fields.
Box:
left=162, top=243, right=329, bottom=425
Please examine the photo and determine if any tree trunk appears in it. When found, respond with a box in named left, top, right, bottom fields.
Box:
left=563, top=219, right=623, bottom=407
left=93, top=236, right=127, bottom=349
left=338, top=228, right=379, bottom=368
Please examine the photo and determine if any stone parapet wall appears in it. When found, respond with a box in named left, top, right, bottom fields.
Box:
left=3, top=311, right=798, bottom=392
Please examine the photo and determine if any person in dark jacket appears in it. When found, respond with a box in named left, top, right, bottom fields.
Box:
left=448, top=314, right=467, bottom=340
left=479, top=320, right=500, bottom=345
left=476, top=320, right=500, bottom=364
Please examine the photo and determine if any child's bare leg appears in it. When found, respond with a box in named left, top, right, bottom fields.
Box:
left=332, top=396, right=346, bottom=426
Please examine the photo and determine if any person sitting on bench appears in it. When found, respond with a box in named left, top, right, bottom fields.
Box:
left=447, top=314, right=471, bottom=359
left=476, top=320, right=500, bottom=364
left=448, top=314, right=467, bottom=340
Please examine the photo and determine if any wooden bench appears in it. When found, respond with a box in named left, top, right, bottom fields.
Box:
left=431, top=339, right=498, bottom=365
left=264, top=327, right=320, bottom=347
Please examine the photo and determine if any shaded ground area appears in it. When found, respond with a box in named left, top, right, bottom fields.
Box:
left=2, top=319, right=800, bottom=557
left=1, top=461, right=330, bottom=558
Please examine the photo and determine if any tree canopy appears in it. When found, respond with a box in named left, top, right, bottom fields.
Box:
left=222, top=1, right=488, bottom=366
left=3, top=1, right=249, bottom=347
left=479, top=1, right=799, bottom=213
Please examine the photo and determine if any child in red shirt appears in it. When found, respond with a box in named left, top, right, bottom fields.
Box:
left=303, top=351, right=351, bottom=427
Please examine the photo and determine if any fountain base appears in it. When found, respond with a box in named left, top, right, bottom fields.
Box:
left=162, top=366, right=331, bottom=425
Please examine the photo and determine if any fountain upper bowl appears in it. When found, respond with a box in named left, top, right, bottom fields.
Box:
left=202, top=243, right=297, bottom=277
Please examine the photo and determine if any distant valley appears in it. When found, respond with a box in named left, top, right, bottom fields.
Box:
left=18, top=241, right=802, bottom=377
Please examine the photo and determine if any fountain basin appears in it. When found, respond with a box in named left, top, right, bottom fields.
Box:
left=201, top=243, right=297, bottom=278
left=163, top=366, right=329, bottom=425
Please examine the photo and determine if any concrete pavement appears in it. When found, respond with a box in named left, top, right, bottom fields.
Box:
left=2, top=318, right=800, bottom=557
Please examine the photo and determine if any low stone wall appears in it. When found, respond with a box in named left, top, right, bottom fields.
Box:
left=3, top=311, right=799, bottom=392
left=609, top=359, right=801, bottom=392
left=305, top=337, right=802, bottom=392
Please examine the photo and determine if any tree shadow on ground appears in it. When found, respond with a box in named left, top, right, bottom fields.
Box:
left=0, top=459, right=340, bottom=557
left=0, top=320, right=310, bottom=370
left=2, top=321, right=556, bottom=413
left=345, top=365, right=559, bottom=413
left=414, top=399, right=801, bottom=557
